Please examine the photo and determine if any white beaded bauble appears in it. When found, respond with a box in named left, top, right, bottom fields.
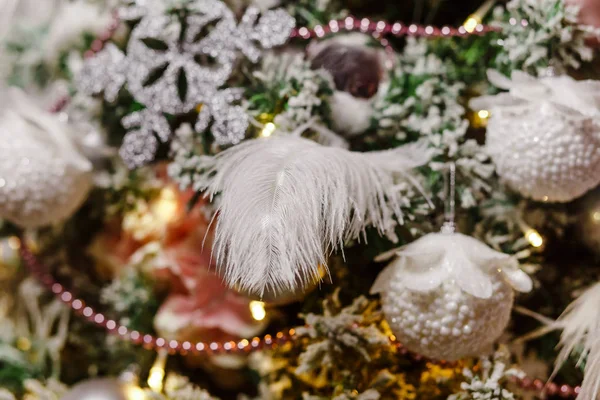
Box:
left=381, top=272, right=513, bottom=361
left=372, top=231, right=532, bottom=361
left=485, top=103, right=600, bottom=203
left=62, top=378, right=131, bottom=400
left=0, top=88, right=92, bottom=228
left=472, top=70, right=600, bottom=203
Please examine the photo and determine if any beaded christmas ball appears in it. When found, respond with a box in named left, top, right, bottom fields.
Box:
left=62, top=378, right=131, bottom=400
left=371, top=231, right=532, bottom=361
left=381, top=273, right=514, bottom=361
left=471, top=70, right=600, bottom=203
left=486, top=103, right=600, bottom=203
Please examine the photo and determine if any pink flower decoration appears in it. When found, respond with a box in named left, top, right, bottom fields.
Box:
left=151, top=189, right=265, bottom=342
left=568, top=0, right=600, bottom=28
left=91, top=167, right=264, bottom=343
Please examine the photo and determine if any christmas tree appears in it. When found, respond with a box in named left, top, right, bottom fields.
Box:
left=1, top=0, right=600, bottom=399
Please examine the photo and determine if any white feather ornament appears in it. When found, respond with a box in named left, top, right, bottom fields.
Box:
left=0, top=87, right=92, bottom=228
left=549, top=282, right=600, bottom=400
left=188, top=135, right=432, bottom=295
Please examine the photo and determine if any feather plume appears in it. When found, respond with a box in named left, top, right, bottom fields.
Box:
left=193, top=136, right=432, bottom=295
left=549, top=282, right=600, bottom=400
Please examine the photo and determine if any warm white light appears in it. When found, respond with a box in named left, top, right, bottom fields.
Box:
left=463, top=15, right=480, bottom=33
left=16, top=337, right=31, bottom=351
left=125, top=385, right=147, bottom=400
left=250, top=300, right=266, bottom=321
left=147, top=368, right=165, bottom=392
left=147, top=351, right=167, bottom=392
left=525, top=229, right=543, bottom=248
left=593, top=211, right=600, bottom=223
left=152, top=187, right=179, bottom=224
left=260, top=122, right=276, bottom=138
left=477, top=109, right=490, bottom=119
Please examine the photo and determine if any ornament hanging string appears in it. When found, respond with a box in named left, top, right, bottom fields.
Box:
left=443, top=162, right=457, bottom=233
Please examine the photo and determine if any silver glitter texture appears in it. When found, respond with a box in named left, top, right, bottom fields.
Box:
left=122, top=109, right=171, bottom=142
left=0, top=111, right=92, bottom=228
left=78, top=0, right=295, bottom=167
left=119, top=129, right=159, bottom=169
left=118, top=0, right=160, bottom=20
left=77, top=44, right=127, bottom=102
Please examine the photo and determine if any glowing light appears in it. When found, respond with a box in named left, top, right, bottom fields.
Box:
left=7, top=236, right=20, bottom=250
left=593, top=211, right=600, bottom=223
left=152, top=187, right=179, bottom=224
left=250, top=300, right=266, bottom=321
left=16, top=337, right=31, bottom=351
left=477, top=109, right=490, bottom=119
left=525, top=229, right=544, bottom=248
left=463, top=15, right=481, bottom=33
left=147, top=351, right=167, bottom=392
left=125, top=385, right=147, bottom=400
left=260, top=122, right=276, bottom=138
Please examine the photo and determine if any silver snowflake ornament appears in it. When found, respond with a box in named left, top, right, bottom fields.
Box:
left=77, top=43, right=127, bottom=102
left=77, top=0, right=295, bottom=168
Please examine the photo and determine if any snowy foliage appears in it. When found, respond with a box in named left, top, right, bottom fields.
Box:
left=295, top=296, right=389, bottom=375
left=448, top=351, right=525, bottom=400
left=493, top=0, right=598, bottom=75
left=251, top=54, right=334, bottom=133
left=374, top=38, right=494, bottom=211
left=1, top=0, right=112, bottom=88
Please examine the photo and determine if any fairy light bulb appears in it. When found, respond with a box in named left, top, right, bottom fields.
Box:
left=16, top=337, right=31, bottom=351
left=147, top=350, right=167, bottom=392
left=152, top=187, right=178, bottom=224
left=592, top=211, right=600, bottom=224
left=250, top=301, right=267, bottom=321
left=260, top=123, right=276, bottom=138
left=516, top=214, right=544, bottom=249
left=463, top=0, right=496, bottom=33
left=525, top=228, right=543, bottom=248
left=463, top=15, right=481, bottom=33
left=125, top=385, right=147, bottom=400
left=477, top=110, right=490, bottom=119
left=7, top=236, right=20, bottom=250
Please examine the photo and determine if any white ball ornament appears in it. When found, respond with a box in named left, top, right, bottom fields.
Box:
left=0, top=88, right=92, bottom=228
left=62, top=378, right=135, bottom=400
left=371, top=229, right=532, bottom=361
left=308, top=33, right=387, bottom=137
left=471, top=70, right=600, bottom=203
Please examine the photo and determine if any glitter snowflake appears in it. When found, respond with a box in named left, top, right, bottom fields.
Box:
left=78, top=0, right=295, bottom=168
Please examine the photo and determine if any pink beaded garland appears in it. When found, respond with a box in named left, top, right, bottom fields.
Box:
left=20, top=239, right=580, bottom=397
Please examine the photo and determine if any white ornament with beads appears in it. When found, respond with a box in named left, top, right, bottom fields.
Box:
left=471, top=70, right=600, bottom=203
left=371, top=227, right=532, bottom=361
left=0, top=88, right=92, bottom=228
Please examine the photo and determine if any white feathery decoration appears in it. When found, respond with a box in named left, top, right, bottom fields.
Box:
left=550, top=282, right=600, bottom=400
left=192, top=135, right=432, bottom=295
